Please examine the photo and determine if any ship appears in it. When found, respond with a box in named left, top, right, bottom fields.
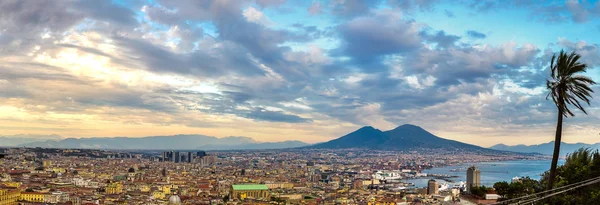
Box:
left=452, top=181, right=466, bottom=190
left=391, top=186, right=408, bottom=191
left=373, top=171, right=402, bottom=180
left=439, top=183, right=450, bottom=191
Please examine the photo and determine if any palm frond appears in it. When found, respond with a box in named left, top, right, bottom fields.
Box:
left=547, top=51, right=595, bottom=118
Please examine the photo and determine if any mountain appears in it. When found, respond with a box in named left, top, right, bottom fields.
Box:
left=309, top=124, right=487, bottom=151
left=0, top=134, right=63, bottom=147
left=197, top=140, right=309, bottom=150
left=489, top=142, right=600, bottom=155
left=18, top=135, right=309, bottom=150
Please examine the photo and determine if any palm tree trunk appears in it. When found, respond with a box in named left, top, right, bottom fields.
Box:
left=547, top=106, right=564, bottom=190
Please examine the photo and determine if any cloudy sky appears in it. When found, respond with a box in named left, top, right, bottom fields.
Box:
left=1, top=0, right=600, bottom=147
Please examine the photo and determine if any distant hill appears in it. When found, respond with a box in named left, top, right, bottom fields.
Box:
left=308, top=124, right=490, bottom=151
left=489, top=142, right=600, bottom=155
left=197, top=140, right=309, bottom=150
left=0, top=134, right=63, bottom=147
left=18, top=135, right=309, bottom=150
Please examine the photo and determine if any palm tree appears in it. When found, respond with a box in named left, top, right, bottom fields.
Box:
left=546, top=50, right=596, bottom=189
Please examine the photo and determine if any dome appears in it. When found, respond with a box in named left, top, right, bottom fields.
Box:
left=128, top=167, right=135, bottom=173
left=168, top=195, right=181, bottom=204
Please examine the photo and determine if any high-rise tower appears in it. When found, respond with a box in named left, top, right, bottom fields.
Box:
left=466, top=166, right=481, bottom=193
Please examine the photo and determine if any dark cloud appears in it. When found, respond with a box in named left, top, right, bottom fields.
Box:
left=330, top=0, right=384, bottom=18
left=74, top=0, right=139, bottom=27
left=466, top=30, right=486, bottom=39
left=388, top=0, right=439, bottom=11
left=143, top=5, right=186, bottom=25
left=0, top=0, right=81, bottom=34
left=0, top=0, right=597, bottom=143
left=112, top=35, right=265, bottom=77
left=420, top=30, right=460, bottom=48
left=403, top=42, right=539, bottom=86
left=151, top=0, right=315, bottom=81
left=0, top=0, right=82, bottom=54
left=563, top=0, right=600, bottom=23
left=464, top=0, right=600, bottom=23
left=556, top=38, right=600, bottom=67
left=336, top=10, right=421, bottom=66
left=246, top=108, right=311, bottom=123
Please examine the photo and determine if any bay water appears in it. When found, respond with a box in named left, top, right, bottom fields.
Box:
left=404, top=159, right=564, bottom=188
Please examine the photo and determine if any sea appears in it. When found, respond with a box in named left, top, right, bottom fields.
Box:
left=404, top=159, right=564, bottom=188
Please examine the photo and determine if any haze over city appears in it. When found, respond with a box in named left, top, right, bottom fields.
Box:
left=1, top=0, right=600, bottom=147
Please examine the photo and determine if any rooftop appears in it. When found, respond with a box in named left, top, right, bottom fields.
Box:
left=232, top=184, right=268, bottom=191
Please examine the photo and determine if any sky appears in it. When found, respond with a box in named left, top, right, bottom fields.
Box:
left=1, top=0, right=600, bottom=147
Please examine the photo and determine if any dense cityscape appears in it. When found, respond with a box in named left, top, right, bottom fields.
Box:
left=0, top=147, right=546, bottom=205
left=2, top=0, right=600, bottom=204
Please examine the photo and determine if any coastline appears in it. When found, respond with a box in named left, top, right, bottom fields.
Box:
left=404, top=159, right=562, bottom=187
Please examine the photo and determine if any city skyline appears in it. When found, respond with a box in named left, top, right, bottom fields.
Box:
left=1, top=0, right=600, bottom=147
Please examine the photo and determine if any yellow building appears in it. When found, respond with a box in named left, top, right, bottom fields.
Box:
left=0, top=182, right=20, bottom=188
left=368, top=201, right=396, bottom=205
left=0, top=189, right=20, bottom=205
left=230, top=184, right=269, bottom=200
left=42, top=160, right=52, bottom=168
left=20, top=192, right=45, bottom=203
left=162, top=185, right=172, bottom=194
left=139, top=184, right=151, bottom=192
left=106, top=182, right=123, bottom=194
left=51, top=167, right=66, bottom=173
left=265, top=183, right=294, bottom=189
left=152, top=191, right=166, bottom=200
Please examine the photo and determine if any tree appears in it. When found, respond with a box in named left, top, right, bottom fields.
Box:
left=540, top=148, right=600, bottom=204
left=470, top=186, right=487, bottom=198
left=546, top=50, right=596, bottom=190
left=496, top=149, right=600, bottom=204
left=493, top=181, right=509, bottom=198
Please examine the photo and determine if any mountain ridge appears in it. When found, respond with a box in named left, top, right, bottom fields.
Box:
left=14, top=135, right=310, bottom=150
left=308, top=124, right=490, bottom=151
left=489, top=141, right=600, bottom=155
left=0, top=134, right=64, bottom=147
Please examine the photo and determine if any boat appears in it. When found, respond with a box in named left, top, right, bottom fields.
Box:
left=392, top=186, right=408, bottom=191
left=373, top=171, right=402, bottom=180
left=439, top=183, right=449, bottom=191
left=452, top=181, right=465, bottom=189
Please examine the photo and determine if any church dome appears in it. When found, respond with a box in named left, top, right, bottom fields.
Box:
left=168, top=195, right=181, bottom=204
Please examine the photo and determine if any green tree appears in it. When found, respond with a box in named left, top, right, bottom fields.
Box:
left=541, top=148, right=600, bottom=204
left=493, top=181, right=509, bottom=198
left=546, top=50, right=596, bottom=190
left=497, top=149, right=600, bottom=204
left=470, top=186, right=487, bottom=198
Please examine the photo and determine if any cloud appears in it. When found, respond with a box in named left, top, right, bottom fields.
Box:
left=421, top=30, right=460, bottom=48
left=307, top=2, right=323, bottom=15
left=112, top=35, right=266, bottom=77
left=403, top=41, right=540, bottom=86
left=388, top=0, right=439, bottom=11
left=336, top=9, right=422, bottom=65
left=557, top=38, right=600, bottom=67
left=465, top=0, right=600, bottom=23
left=466, top=30, right=487, bottom=39
left=330, top=0, right=384, bottom=18
left=243, top=7, right=275, bottom=26
left=74, top=0, right=139, bottom=27
left=246, top=108, right=312, bottom=123
left=0, top=0, right=599, bottom=146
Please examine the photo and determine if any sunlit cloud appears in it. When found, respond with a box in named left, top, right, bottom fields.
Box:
left=0, top=0, right=598, bottom=146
